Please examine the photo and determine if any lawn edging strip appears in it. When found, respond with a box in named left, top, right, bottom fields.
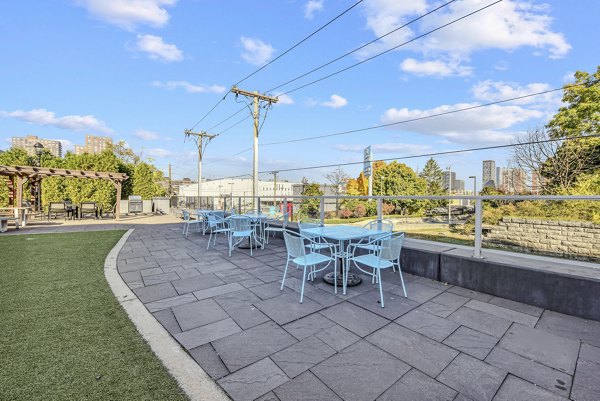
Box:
left=104, top=229, right=229, bottom=401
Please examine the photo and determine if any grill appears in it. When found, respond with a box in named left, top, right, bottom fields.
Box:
left=128, top=195, right=143, bottom=213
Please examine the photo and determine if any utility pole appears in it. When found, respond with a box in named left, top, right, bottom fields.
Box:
left=168, top=163, right=172, bottom=196
left=230, top=86, right=278, bottom=208
left=270, top=170, right=279, bottom=204
left=184, top=129, right=218, bottom=208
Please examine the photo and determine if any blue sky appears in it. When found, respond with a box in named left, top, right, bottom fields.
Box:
left=1, top=0, right=598, bottom=188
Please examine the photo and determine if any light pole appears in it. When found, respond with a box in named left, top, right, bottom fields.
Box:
left=447, top=166, right=452, bottom=225
left=33, top=142, right=44, bottom=212
left=469, top=176, right=477, bottom=206
left=379, top=175, right=386, bottom=196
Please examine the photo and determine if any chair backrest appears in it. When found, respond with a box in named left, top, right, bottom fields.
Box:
left=182, top=210, right=191, bottom=221
left=50, top=202, right=66, bottom=211
left=229, top=207, right=237, bottom=216
left=364, top=219, right=394, bottom=233
left=283, top=231, right=306, bottom=259
left=228, top=215, right=251, bottom=232
left=81, top=202, right=96, bottom=209
left=207, top=213, right=221, bottom=228
left=380, top=232, right=405, bottom=261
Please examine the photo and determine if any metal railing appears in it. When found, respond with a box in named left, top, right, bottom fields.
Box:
left=174, top=194, right=600, bottom=260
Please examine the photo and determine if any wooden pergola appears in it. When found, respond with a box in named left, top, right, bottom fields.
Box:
left=0, top=165, right=128, bottom=220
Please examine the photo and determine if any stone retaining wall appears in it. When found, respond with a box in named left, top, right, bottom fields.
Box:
left=485, top=217, right=600, bottom=261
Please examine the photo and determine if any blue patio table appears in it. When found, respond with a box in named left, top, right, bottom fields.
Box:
left=302, top=225, right=387, bottom=288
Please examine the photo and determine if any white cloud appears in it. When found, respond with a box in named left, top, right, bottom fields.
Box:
left=471, top=80, right=559, bottom=106
left=135, top=34, right=183, bottom=62
left=335, top=143, right=431, bottom=154
left=360, top=0, right=570, bottom=60
left=151, top=80, right=226, bottom=94
left=147, top=148, right=172, bottom=157
left=0, top=108, right=113, bottom=134
left=562, top=71, right=575, bottom=83
left=240, top=37, right=274, bottom=66
left=134, top=129, right=160, bottom=140
left=380, top=102, right=543, bottom=144
left=400, top=57, right=472, bottom=77
left=275, top=94, right=294, bottom=105
left=304, top=0, right=324, bottom=19
left=77, top=0, right=177, bottom=30
left=321, top=94, right=348, bottom=109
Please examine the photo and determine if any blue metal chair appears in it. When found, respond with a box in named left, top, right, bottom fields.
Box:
left=262, top=212, right=289, bottom=247
left=195, top=209, right=208, bottom=234
left=206, top=213, right=230, bottom=250
left=182, top=210, right=199, bottom=237
left=346, top=232, right=406, bottom=307
left=228, top=215, right=254, bottom=256
left=298, top=218, right=332, bottom=253
left=281, top=230, right=337, bottom=303
left=354, top=219, right=395, bottom=268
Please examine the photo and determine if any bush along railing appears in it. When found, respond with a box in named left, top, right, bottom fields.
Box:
left=175, top=194, right=600, bottom=261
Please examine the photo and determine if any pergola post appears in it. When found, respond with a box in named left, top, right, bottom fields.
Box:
left=114, top=180, right=122, bottom=221
left=15, top=175, right=23, bottom=210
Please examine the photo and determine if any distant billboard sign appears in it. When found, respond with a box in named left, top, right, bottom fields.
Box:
left=364, top=146, right=372, bottom=177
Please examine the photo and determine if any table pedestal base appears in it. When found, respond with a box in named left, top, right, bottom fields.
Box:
left=323, top=272, right=362, bottom=287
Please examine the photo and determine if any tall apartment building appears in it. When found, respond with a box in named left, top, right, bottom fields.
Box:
left=496, top=167, right=504, bottom=189
left=74, top=135, right=112, bottom=155
left=11, top=135, right=62, bottom=158
left=453, top=179, right=465, bottom=193
left=531, top=170, right=546, bottom=194
left=443, top=171, right=456, bottom=191
left=482, top=160, right=496, bottom=187
left=502, top=168, right=528, bottom=194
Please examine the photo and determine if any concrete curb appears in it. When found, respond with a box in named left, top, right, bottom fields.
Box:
left=104, top=229, right=230, bottom=401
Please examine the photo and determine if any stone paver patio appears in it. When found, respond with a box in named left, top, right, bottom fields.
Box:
left=116, top=223, right=600, bottom=401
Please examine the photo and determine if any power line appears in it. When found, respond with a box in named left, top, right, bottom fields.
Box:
left=234, top=0, right=366, bottom=87
left=267, top=0, right=457, bottom=93
left=279, top=0, right=503, bottom=96
left=189, top=93, right=229, bottom=131
left=206, top=106, right=247, bottom=132
left=219, top=114, right=251, bottom=135
left=211, top=133, right=600, bottom=179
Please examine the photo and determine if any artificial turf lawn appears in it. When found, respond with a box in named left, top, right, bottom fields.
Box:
left=0, top=230, right=189, bottom=401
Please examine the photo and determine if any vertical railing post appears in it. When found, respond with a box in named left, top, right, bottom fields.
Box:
left=473, top=197, right=483, bottom=258
left=377, top=197, right=383, bottom=221
left=320, top=197, right=325, bottom=225
left=238, top=197, right=242, bottom=214
left=283, top=197, right=288, bottom=226
left=257, top=197, right=261, bottom=213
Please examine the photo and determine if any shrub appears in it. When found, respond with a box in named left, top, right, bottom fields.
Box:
left=339, top=209, right=353, bottom=219
left=382, top=202, right=395, bottom=215
left=353, top=204, right=367, bottom=218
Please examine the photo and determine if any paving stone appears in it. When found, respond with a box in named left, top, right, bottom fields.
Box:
left=320, top=301, right=389, bottom=337
left=212, top=321, right=297, bottom=372
left=282, top=277, right=343, bottom=307
left=274, top=371, right=342, bottom=401
left=214, top=269, right=254, bottom=283
left=448, top=307, right=511, bottom=338
left=188, top=343, right=229, bottom=380
left=152, top=309, right=181, bottom=334
left=443, top=326, right=497, bottom=360
left=571, top=359, right=600, bottom=401
left=146, top=293, right=197, bottom=312
left=396, top=309, right=459, bottom=342
left=119, top=260, right=159, bottom=272
left=249, top=282, right=293, bottom=300
left=271, top=336, right=336, bottom=378
left=347, top=289, right=419, bottom=320
left=174, top=268, right=203, bottom=280
left=197, top=261, right=239, bottom=275
left=171, top=274, right=225, bottom=294
left=255, top=391, right=280, bottom=401
left=437, top=353, right=505, bottom=401
left=315, top=324, right=360, bottom=352
left=218, top=358, right=288, bottom=401
left=429, top=291, right=470, bottom=311
left=172, top=299, right=229, bottom=331
left=174, top=318, right=241, bottom=350
left=133, top=282, right=177, bottom=303
left=464, top=299, right=538, bottom=327
left=311, top=340, right=410, bottom=401
left=367, top=323, right=459, bottom=377
left=120, top=270, right=142, bottom=283
left=193, top=282, right=245, bottom=300
left=142, top=271, right=180, bottom=286
left=283, top=313, right=336, bottom=340
left=493, top=375, right=568, bottom=401
left=377, top=369, right=457, bottom=401
left=536, top=310, right=600, bottom=348
left=498, top=324, right=579, bottom=374
left=247, top=266, right=284, bottom=283
left=453, top=394, right=473, bottom=401
left=485, top=347, right=572, bottom=398
left=579, top=343, right=600, bottom=365
left=447, top=286, right=493, bottom=302
left=255, top=292, right=323, bottom=325
left=488, top=296, right=543, bottom=317
left=418, top=300, right=460, bottom=319
left=238, top=277, right=265, bottom=288
left=394, top=280, right=445, bottom=303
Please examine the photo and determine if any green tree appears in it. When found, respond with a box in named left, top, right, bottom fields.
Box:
left=0, top=148, right=35, bottom=207
left=373, top=161, right=428, bottom=215
left=299, top=183, right=323, bottom=218
left=419, top=158, right=444, bottom=194
left=132, top=162, right=166, bottom=199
